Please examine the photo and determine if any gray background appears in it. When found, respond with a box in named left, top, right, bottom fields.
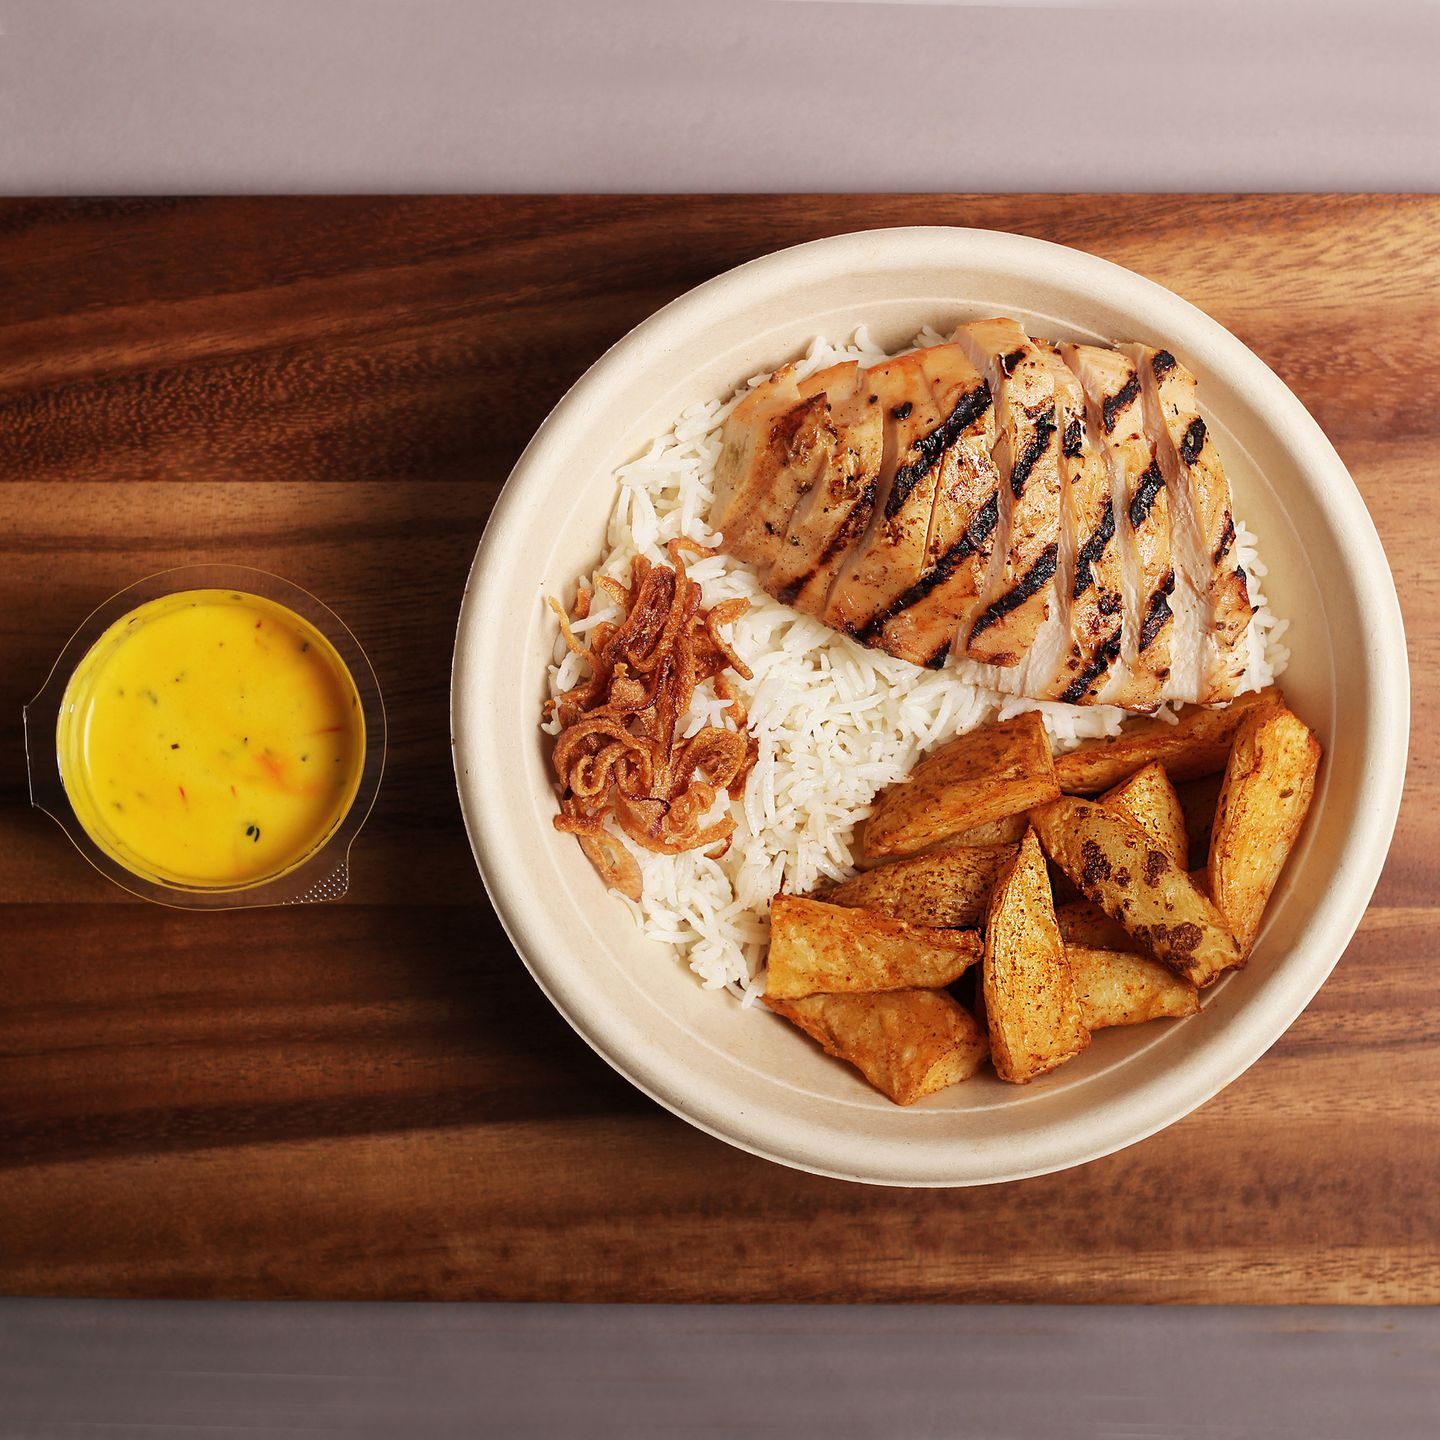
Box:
left=2, top=0, right=1438, bottom=1434
left=3, top=0, right=1440, bottom=193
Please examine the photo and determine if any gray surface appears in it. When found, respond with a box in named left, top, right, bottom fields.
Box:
left=0, top=0, right=1438, bottom=193
left=4, top=0, right=1439, bottom=1431
left=2, top=1302, right=1438, bottom=1438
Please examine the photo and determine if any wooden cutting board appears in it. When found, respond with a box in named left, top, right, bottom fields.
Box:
left=1, top=196, right=1435, bottom=1303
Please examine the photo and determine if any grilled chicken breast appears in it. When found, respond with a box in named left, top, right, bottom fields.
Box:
left=765, top=362, right=885, bottom=615
left=952, top=320, right=1062, bottom=668
left=869, top=344, right=1001, bottom=667
left=1059, top=343, right=1175, bottom=712
left=710, top=364, right=835, bottom=572
left=706, top=323, right=1255, bottom=714
left=1121, top=344, right=1255, bottom=702
left=1036, top=343, right=1126, bottom=704
left=823, top=353, right=947, bottom=639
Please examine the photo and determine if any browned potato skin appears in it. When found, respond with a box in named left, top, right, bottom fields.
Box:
left=1100, top=761, right=1188, bottom=871
left=1031, top=797, right=1243, bottom=988
left=1209, top=704, right=1322, bottom=954
left=825, top=841, right=1016, bottom=928
left=949, top=813, right=1030, bottom=847
left=767, top=894, right=981, bottom=999
left=983, top=828, right=1090, bottom=1083
left=862, top=712, right=1059, bottom=860
left=1053, top=687, right=1281, bottom=795
left=1066, top=945, right=1200, bottom=1028
left=1056, top=899, right=1136, bottom=951
left=768, top=989, right=990, bottom=1106
left=1175, top=772, right=1225, bottom=869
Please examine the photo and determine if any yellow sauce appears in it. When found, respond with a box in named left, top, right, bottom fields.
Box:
left=57, top=589, right=365, bottom=889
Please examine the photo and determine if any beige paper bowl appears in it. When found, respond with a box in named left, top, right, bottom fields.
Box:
left=451, top=228, right=1407, bottom=1186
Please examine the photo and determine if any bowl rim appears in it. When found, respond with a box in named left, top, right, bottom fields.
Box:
left=450, top=225, right=1410, bottom=1186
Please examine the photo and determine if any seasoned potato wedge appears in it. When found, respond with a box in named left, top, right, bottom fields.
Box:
left=1056, top=899, right=1136, bottom=952
left=862, top=712, right=1059, bottom=860
left=949, top=813, right=1030, bottom=847
left=766, top=894, right=981, bottom=999
left=1100, top=761, right=1187, bottom=870
left=983, top=828, right=1090, bottom=1083
left=1209, top=703, right=1322, bottom=953
left=1031, top=797, right=1243, bottom=988
left=826, top=841, right=1015, bottom=928
left=768, top=989, right=990, bottom=1105
left=1052, top=687, right=1281, bottom=794
left=1047, top=862, right=1083, bottom=907
left=1067, top=945, right=1200, bottom=1029
left=1175, top=772, right=1225, bottom=869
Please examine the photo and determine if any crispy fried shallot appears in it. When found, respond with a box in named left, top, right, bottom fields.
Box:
left=545, top=539, right=757, bottom=898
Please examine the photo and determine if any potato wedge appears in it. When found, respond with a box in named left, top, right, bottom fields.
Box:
left=1100, top=761, right=1187, bottom=871
left=1067, top=945, right=1200, bottom=1028
left=766, top=894, right=981, bottom=999
left=1047, top=862, right=1083, bottom=907
left=768, top=989, right=990, bottom=1106
left=1053, top=687, right=1281, bottom=794
left=983, top=828, right=1090, bottom=1083
left=1030, top=796, right=1243, bottom=988
left=1175, top=772, right=1224, bottom=869
left=825, top=841, right=1015, bottom=928
left=949, top=813, right=1030, bottom=847
left=862, top=712, right=1059, bottom=860
left=1209, top=703, right=1322, bottom=953
left=1056, top=899, right=1136, bottom=952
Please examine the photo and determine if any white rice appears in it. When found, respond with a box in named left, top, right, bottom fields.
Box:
left=544, top=330, right=1289, bottom=1005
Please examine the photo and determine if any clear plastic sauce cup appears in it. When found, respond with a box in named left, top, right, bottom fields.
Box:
left=24, top=565, right=386, bottom=909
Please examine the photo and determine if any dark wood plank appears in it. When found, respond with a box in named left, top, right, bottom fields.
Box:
left=1, top=196, right=1435, bottom=1301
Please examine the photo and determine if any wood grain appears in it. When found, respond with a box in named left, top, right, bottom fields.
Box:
left=1, top=196, right=1436, bottom=1302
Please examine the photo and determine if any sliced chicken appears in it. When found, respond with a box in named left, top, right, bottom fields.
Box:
left=1121, top=344, right=1255, bottom=702
left=706, top=324, right=1254, bottom=714
left=952, top=320, right=1062, bottom=668
left=767, top=362, right=884, bottom=616
left=864, top=344, right=1001, bottom=667
left=822, top=353, right=947, bottom=640
left=1035, top=343, right=1125, bottom=704
left=711, top=363, right=835, bottom=573
left=1059, top=343, right=1175, bottom=711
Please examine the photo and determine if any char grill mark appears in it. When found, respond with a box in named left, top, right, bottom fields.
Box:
left=942, top=381, right=993, bottom=439
left=882, top=383, right=991, bottom=521
left=855, top=491, right=1000, bottom=645
left=1128, top=460, right=1166, bottom=529
left=1008, top=409, right=1058, bottom=499
left=1058, top=634, right=1122, bottom=704
left=1213, top=511, right=1236, bottom=566
left=1138, top=570, right=1176, bottom=652
left=1071, top=505, right=1116, bottom=599
left=1000, top=347, right=1027, bottom=376
left=1062, top=417, right=1084, bottom=458
left=1151, top=349, right=1177, bottom=380
left=968, top=542, right=1059, bottom=642
left=1102, top=374, right=1140, bottom=433
left=884, top=456, right=930, bottom=521
left=1179, top=416, right=1208, bottom=466
left=774, top=476, right=878, bottom=606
